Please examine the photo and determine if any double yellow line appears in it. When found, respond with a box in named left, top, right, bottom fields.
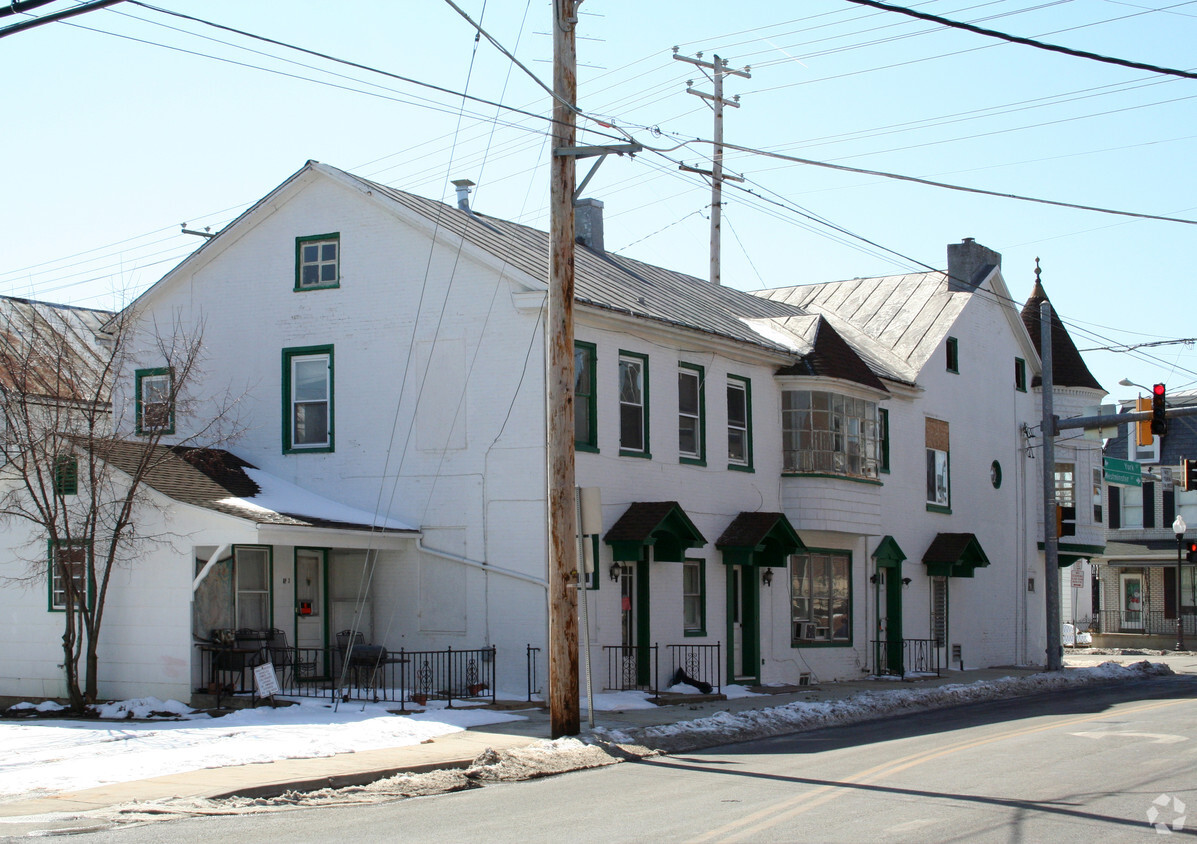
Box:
left=693, top=697, right=1189, bottom=841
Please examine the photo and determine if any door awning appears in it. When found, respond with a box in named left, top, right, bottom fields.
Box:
left=716, top=512, right=804, bottom=567
left=872, top=535, right=907, bottom=569
left=923, top=533, right=990, bottom=578
left=604, top=501, right=706, bottom=562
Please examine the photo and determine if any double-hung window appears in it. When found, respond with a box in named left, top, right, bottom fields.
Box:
left=283, top=346, right=334, bottom=452
left=295, top=233, right=340, bottom=290
left=575, top=342, right=598, bottom=451
left=926, top=418, right=950, bottom=511
left=682, top=559, right=706, bottom=636
left=49, top=541, right=88, bottom=611
left=791, top=551, right=850, bottom=644
left=619, top=352, right=649, bottom=457
left=678, top=364, right=704, bottom=464
left=135, top=367, right=174, bottom=435
left=234, top=546, right=271, bottom=630
left=727, top=376, right=752, bottom=470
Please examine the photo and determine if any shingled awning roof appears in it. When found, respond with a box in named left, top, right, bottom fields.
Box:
left=716, top=512, right=804, bottom=567
left=923, top=533, right=990, bottom=578
left=604, top=501, right=706, bottom=562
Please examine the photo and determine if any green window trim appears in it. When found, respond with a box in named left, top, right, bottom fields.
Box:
left=678, top=362, right=706, bottom=466
left=682, top=558, right=707, bottom=636
left=1014, top=357, right=1027, bottom=392
left=54, top=455, right=78, bottom=496
left=294, top=233, right=340, bottom=291
left=879, top=407, right=890, bottom=473
left=135, top=366, right=175, bottom=436
left=946, top=337, right=959, bottom=373
left=583, top=535, right=601, bottom=590
left=282, top=345, right=335, bottom=454
left=618, top=351, right=651, bottom=458
left=727, top=375, right=753, bottom=472
left=47, top=539, right=92, bottom=612
left=574, top=341, right=598, bottom=452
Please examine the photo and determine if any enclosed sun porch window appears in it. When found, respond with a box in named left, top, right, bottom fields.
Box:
left=782, top=390, right=881, bottom=479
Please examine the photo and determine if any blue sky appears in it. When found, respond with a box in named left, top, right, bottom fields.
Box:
left=3, top=0, right=1195, bottom=406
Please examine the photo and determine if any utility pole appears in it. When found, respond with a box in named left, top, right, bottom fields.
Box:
left=547, top=0, right=581, bottom=739
left=1040, top=300, right=1063, bottom=671
left=673, top=49, right=750, bottom=286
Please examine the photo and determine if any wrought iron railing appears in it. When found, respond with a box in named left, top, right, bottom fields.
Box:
left=870, top=638, right=941, bottom=678
left=665, top=643, right=722, bottom=694
left=197, top=644, right=498, bottom=708
left=1096, top=610, right=1197, bottom=636
left=603, top=644, right=659, bottom=698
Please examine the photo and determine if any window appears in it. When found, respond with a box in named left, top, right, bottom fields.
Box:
left=878, top=408, right=890, bottom=473
left=926, top=418, right=950, bottom=511
left=682, top=559, right=706, bottom=636
left=1054, top=462, right=1075, bottom=506
left=54, top=455, right=78, bottom=496
left=295, top=233, right=340, bottom=290
left=1093, top=467, right=1103, bottom=523
left=135, top=367, right=174, bottom=435
left=49, top=541, right=87, bottom=611
left=791, top=551, right=850, bottom=644
left=782, top=391, right=880, bottom=479
left=283, top=346, right=334, bottom=452
left=234, top=546, right=271, bottom=630
left=727, top=376, right=752, bottom=470
left=1014, top=358, right=1027, bottom=392
left=678, top=364, right=705, bottom=464
left=1121, top=484, right=1143, bottom=528
left=619, top=352, right=649, bottom=457
left=946, top=337, right=959, bottom=373
left=575, top=342, right=598, bottom=452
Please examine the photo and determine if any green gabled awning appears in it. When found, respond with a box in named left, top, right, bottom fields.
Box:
left=604, top=501, right=706, bottom=562
left=716, top=511, right=805, bottom=567
left=923, top=532, right=990, bottom=578
left=872, top=535, right=907, bottom=569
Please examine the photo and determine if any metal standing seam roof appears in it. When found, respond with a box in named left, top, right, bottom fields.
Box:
left=0, top=296, right=114, bottom=405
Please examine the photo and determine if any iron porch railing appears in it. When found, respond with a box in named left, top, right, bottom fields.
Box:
left=665, top=642, right=722, bottom=694
left=603, top=643, right=659, bottom=699
left=870, top=638, right=942, bottom=678
left=1096, top=609, right=1197, bottom=637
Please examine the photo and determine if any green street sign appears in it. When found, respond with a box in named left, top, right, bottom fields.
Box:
left=1104, top=456, right=1142, bottom=486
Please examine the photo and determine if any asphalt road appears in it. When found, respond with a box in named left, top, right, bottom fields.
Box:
left=65, top=674, right=1197, bottom=843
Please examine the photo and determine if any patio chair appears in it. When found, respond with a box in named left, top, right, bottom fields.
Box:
left=234, top=628, right=269, bottom=666
left=267, top=628, right=317, bottom=689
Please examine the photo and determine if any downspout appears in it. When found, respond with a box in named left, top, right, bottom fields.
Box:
left=192, top=543, right=231, bottom=593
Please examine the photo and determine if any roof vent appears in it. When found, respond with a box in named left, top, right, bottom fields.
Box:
left=451, top=179, right=476, bottom=211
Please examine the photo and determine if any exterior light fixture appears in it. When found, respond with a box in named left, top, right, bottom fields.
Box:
left=609, top=562, right=623, bottom=583
left=762, top=568, right=774, bottom=587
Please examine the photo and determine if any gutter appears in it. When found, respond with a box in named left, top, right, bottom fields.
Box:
left=417, top=539, right=548, bottom=589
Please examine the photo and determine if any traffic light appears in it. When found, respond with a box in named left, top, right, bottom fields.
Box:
left=1185, top=458, right=1197, bottom=492
left=1055, top=504, right=1076, bottom=537
left=1136, top=396, right=1153, bottom=447
left=1187, top=541, right=1197, bottom=565
left=1151, top=383, right=1167, bottom=436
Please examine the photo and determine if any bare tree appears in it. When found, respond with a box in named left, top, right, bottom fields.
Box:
left=0, top=298, right=240, bottom=710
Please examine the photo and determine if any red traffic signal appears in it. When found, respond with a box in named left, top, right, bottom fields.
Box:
left=1151, top=383, right=1167, bottom=436
left=1187, top=541, right=1197, bottom=564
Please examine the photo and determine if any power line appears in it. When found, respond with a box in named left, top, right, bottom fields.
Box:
left=0, top=0, right=123, bottom=38
left=841, top=0, right=1197, bottom=80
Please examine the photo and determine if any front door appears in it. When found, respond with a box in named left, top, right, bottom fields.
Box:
left=727, top=565, right=760, bottom=684
left=1121, top=573, right=1144, bottom=630
left=730, top=565, right=744, bottom=678
left=294, top=548, right=326, bottom=650
left=619, top=559, right=650, bottom=687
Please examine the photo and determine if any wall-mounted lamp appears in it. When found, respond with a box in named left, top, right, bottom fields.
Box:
left=902, top=577, right=912, bottom=587
left=609, top=562, right=623, bottom=583
left=869, top=573, right=879, bottom=584
left=762, top=567, right=774, bottom=587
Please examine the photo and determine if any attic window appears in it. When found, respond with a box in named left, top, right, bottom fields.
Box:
left=295, top=233, right=340, bottom=290
left=946, top=337, right=959, bottom=373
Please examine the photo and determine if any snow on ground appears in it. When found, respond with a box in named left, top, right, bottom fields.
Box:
left=0, top=696, right=525, bottom=803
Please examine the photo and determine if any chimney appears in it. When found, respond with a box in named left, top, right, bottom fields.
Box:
left=451, top=179, right=475, bottom=211
left=574, top=198, right=605, bottom=252
left=946, top=237, right=1001, bottom=292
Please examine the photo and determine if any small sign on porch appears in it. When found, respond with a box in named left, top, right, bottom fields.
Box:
left=254, top=662, right=280, bottom=699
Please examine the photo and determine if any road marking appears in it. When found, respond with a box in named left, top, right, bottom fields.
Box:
left=696, top=696, right=1191, bottom=842
left=1070, top=730, right=1188, bottom=744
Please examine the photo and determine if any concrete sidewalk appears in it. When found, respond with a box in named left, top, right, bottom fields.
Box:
left=0, top=665, right=1053, bottom=821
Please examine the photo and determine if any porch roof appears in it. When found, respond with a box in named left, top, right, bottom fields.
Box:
left=923, top=532, right=990, bottom=578
left=604, top=501, right=706, bottom=562
left=715, top=511, right=804, bottom=567
left=95, top=441, right=418, bottom=535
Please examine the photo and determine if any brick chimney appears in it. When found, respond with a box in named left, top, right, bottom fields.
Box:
left=946, top=237, right=1001, bottom=292
left=574, top=198, right=604, bottom=252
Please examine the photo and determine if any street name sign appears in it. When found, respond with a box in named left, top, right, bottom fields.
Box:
left=1104, top=456, right=1142, bottom=486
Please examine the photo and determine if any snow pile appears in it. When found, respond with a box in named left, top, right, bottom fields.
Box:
left=593, top=660, right=1173, bottom=752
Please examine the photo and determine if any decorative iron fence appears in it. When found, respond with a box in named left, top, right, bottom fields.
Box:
left=870, top=638, right=941, bottom=678
left=526, top=645, right=541, bottom=702
left=1096, top=610, right=1197, bottom=637
left=665, top=643, right=722, bottom=694
left=197, top=644, right=498, bottom=709
left=603, top=644, right=659, bottom=698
